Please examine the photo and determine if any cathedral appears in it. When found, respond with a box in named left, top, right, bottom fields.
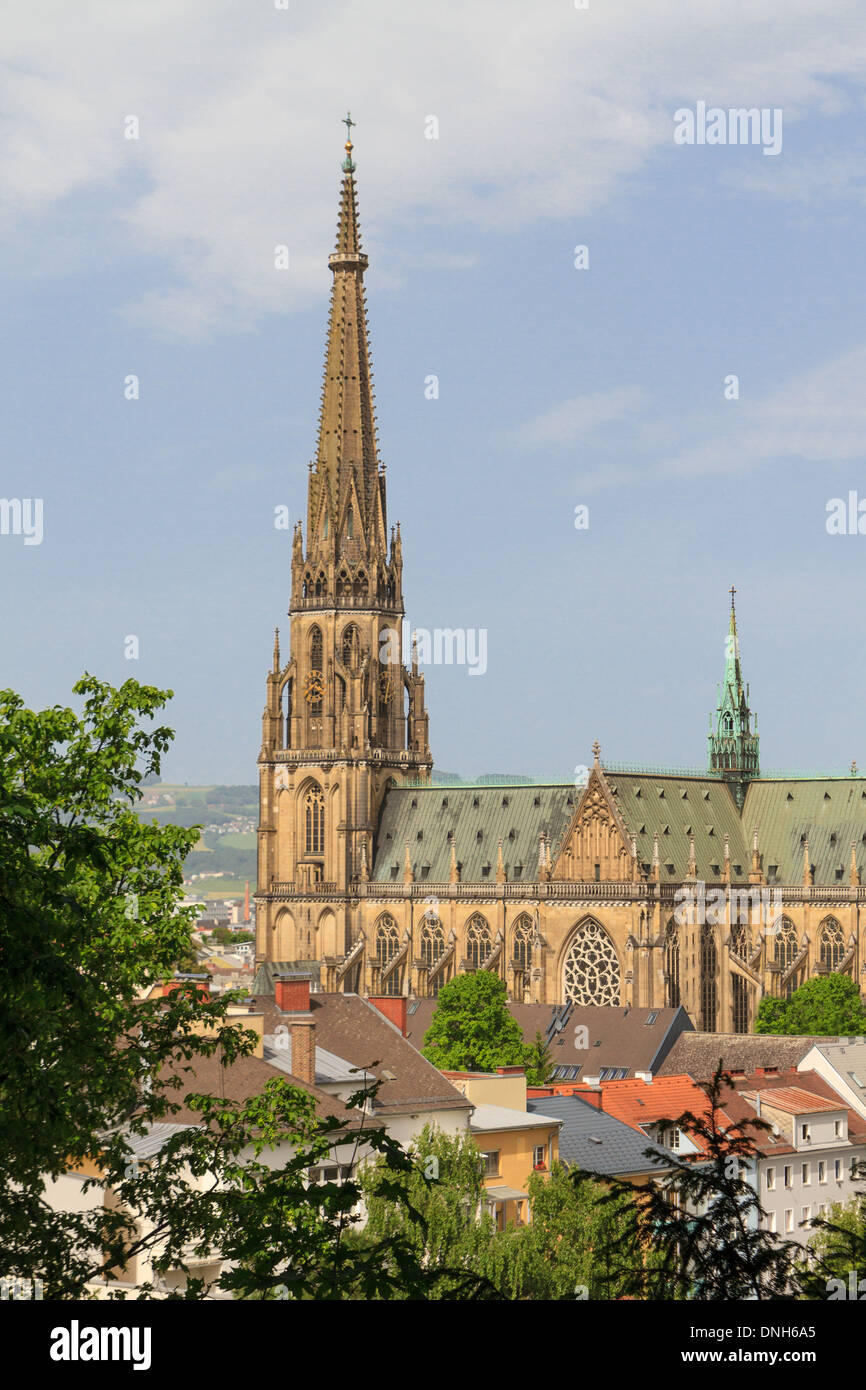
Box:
left=254, top=125, right=866, bottom=1033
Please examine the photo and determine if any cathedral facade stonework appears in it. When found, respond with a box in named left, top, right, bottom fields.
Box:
left=254, top=131, right=866, bottom=1033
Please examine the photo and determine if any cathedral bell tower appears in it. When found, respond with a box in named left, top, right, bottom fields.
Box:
left=707, top=588, right=759, bottom=806
left=255, top=117, right=432, bottom=967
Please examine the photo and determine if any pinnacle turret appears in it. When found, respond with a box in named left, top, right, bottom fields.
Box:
left=707, top=588, right=760, bottom=802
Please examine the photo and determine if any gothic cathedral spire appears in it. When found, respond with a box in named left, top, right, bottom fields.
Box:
left=256, top=119, right=431, bottom=958
left=707, top=587, right=760, bottom=805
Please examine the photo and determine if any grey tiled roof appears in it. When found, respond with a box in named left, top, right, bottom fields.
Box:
left=405, top=1001, right=692, bottom=1079
left=526, top=1095, right=671, bottom=1176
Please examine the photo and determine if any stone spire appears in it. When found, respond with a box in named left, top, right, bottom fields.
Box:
left=307, top=114, right=386, bottom=566
left=707, top=588, right=760, bottom=805
left=272, top=627, right=281, bottom=675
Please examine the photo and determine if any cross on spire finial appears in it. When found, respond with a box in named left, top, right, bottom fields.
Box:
left=341, top=111, right=356, bottom=173
left=730, top=584, right=737, bottom=605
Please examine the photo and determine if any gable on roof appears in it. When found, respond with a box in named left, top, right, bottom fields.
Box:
left=551, top=766, right=634, bottom=882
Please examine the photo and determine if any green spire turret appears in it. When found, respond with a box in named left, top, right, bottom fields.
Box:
left=707, top=587, right=760, bottom=804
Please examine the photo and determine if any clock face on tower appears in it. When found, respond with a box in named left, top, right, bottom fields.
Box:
left=304, top=671, right=325, bottom=704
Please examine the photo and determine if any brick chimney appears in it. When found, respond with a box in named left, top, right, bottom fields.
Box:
left=165, top=974, right=210, bottom=1001
left=290, top=1020, right=316, bottom=1086
left=369, top=995, right=408, bottom=1037
left=579, top=1087, right=603, bottom=1111
left=275, top=974, right=310, bottom=1013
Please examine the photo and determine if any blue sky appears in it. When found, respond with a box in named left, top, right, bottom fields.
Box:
left=2, top=0, right=866, bottom=782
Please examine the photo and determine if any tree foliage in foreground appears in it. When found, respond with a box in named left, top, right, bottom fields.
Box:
left=754, top=973, right=866, bottom=1036
left=0, top=676, right=491, bottom=1299
left=578, top=1063, right=799, bottom=1300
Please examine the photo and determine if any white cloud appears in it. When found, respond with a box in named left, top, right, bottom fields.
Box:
left=3, top=0, right=866, bottom=335
left=509, top=386, right=649, bottom=446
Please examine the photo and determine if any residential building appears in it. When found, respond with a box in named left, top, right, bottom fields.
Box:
left=440, top=1069, right=560, bottom=1230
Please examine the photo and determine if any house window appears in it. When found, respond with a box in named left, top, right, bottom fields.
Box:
left=834, top=1120, right=843, bottom=1138
left=784, top=1209, right=794, bottom=1233
left=835, top=1159, right=843, bottom=1181
left=784, top=1165, right=792, bottom=1188
left=481, top=1151, right=500, bottom=1178
left=802, top=1205, right=811, bottom=1225
left=818, top=1161, right=827, bottom=1184
left=801, top=1124, right=811, bottom=1143
left=533, top=1145, right=546, bottom=1169
left=765, top=1168, right=775, bottom=1191
left=767, top=1211, right=777, bottom=1233
left=802, top=1163, right=810, bottom=1185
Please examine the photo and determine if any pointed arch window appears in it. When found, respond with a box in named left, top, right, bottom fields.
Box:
left=562, top=919, right=620, bottom=1006
left=732, top=973, right=751, bottom=1034
left=819, top=917, right=845, bottom=972
left=304, top=785, right=325, bottom=855
left=512, top=914, right=534, bottom=974
left=774, top=918, right=799, bottom=998
left=341, top=624, right=358, bottom=670
left=700, top=923, right=717, bottom=1032
left=664, top=919, right=680, bottom=1009
left=376, top=914, right=402, bottom=996
left=466, top=914, right=491, bottom=970
left=730, top=923, right=751, bottom=961
left=310, top=626, right=323, bottom=670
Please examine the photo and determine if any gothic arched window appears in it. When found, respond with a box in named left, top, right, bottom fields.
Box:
left=341, top=624, right=359, bottom=669
left=723, top=712, right=733, bottom=733
left=512, top=914, right=533, bottom=974
left=664, top=919, right=680, bottom=1009
left=466, top=914, right=491, bottom=970
left=304, top=785, right=325, bottom=855
left=376, top=914, right=402, bottom=996
left=700, top=923, right=718, bottom=1032
left=730, top=923, right=751, bottom=960
left=819, top=917, right=845, bottom=972
left=732, top=973, right=751, bottom=1035
left=773, top=918, right=799, bottom=998
left=562, top=919, right=620, bottom=1006
left=310, top=627, right=323, bottom=670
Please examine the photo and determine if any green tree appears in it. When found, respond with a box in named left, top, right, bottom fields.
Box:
left=422, top=972, right=529, bottom=1072
left=754, top=974, right=866, bottom=1035
left=798, top=1178, right=866, bottom=1298
left=583, top=1064, right=799, bottom=1300
left=355, top=1123, right=499, bottom=1298
left=0, top=677, right=473, bottom=1300
left=524, top=1029, right=554, bottom=1087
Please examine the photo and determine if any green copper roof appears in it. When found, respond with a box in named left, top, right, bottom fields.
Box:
left=743, top=778, right=866, bottom=885
left=605, top=772, right=750, bottom=880
left=372, top=784, right=574, bottom=883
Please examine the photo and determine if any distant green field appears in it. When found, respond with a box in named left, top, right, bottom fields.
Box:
left=219, top=831, right=256, bottom=849
left=194, top=878, right=251, bottom=899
